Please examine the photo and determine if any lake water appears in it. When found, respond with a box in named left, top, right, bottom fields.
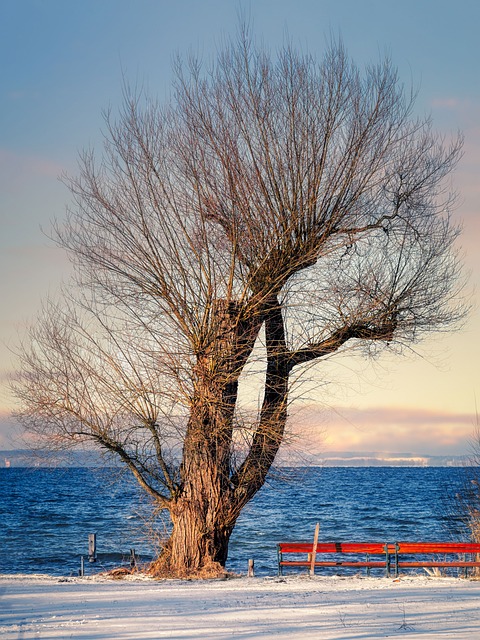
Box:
left=0, top=466, right=471, bottom=577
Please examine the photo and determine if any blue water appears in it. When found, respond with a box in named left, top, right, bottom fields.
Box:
left=0, top=466, right=469, bottom=577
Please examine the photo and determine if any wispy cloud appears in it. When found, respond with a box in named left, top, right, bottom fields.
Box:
left=431, top=97, right=472, bottom=111
left=0, top=411, right=21, bottom=450
left=326, top=405, right=473, bottom=426
left=7, top=89, right=40, bottom=101
left=290, top=404, right=476, bottom=456
left=430, top=96, right=480, bottom=137
left=0, top=148, right=64, bottom=187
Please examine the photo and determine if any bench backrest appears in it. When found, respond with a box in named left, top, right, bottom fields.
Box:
left=395, top=542, right=480, bottom=554
left=278, top=542, right=393, bottom=554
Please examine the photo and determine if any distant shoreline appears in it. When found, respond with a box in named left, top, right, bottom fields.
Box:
left=1, top=449, right=469, bottom=468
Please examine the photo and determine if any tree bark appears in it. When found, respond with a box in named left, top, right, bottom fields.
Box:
left=153, top=475, right=235, bottom=576
left=149, top=392, right=238, bottom=576
left=150, top=299, right=261, bottom=576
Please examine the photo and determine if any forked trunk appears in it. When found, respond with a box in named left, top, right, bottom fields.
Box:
left=149, top=298, right=290, bottom=578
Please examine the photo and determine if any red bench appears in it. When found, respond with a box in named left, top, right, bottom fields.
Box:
left=277, top=540, right=480, bottom=577
left=392, top=542, right=480, bottom=577
left=277, top=542, right=395, bottom=576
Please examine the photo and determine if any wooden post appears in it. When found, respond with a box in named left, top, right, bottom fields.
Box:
left=88, top=533, right=97, bottom=563
left=248, top=558, right=255, bottom=577
left=79, top=556, right=84, bottom=577
left=130, top=548, right=137, bottom=569
left=385, top=543, right=390, bottom=578
left=309, top=522, right=320, bottom=577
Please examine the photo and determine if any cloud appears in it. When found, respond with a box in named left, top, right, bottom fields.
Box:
left=0, top=148, right=65, bottom=189
left=7, top=90, right=40, bottom=102
left=290, top=404, right=476, bottom=457
left=431, top=97, right=470, bottom=111
left=430, top=97, right=480, bottom=144
left=430, top=96, right=480, bottom=119
left=0, top=402, right=475, bottom=457
left=328, top=406, right=473, bottom=426
left=0, top=411, right=22, bottom=450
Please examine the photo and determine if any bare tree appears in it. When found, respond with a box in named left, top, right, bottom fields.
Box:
left=13, top=31, right=467, bottom=576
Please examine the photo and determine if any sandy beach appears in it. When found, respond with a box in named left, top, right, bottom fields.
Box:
left=1, top=573, right=479, bottom=639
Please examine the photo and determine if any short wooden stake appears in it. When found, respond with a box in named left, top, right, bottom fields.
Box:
left=79, top=556, right=85, bottom=577
left=310, top=522, right=320, bottom=577
left=88, top=533, right=97, bottom=563
left=130, top=548, right=137, bottom=569
left=248, top=558, right=255, bottom=577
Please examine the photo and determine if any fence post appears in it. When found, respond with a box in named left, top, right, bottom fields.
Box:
left=88, top=533, right=97, bottom=563
left=130, top=548, right=137, bottom=569
left=248, top=558, right=255, bottom=577
left=310, top=522, right=320, bottom=577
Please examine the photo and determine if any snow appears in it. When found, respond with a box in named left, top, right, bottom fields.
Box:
left=1, top=573, right=479, bottom=638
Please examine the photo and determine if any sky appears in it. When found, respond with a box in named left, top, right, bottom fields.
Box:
left=1, top=0, right=479, bottom=457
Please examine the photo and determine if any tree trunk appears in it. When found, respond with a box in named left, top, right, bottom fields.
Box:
left=149, top=444, right=237, bottom=577
left=149, top=298, right=291, bottom=578
left=163, top=497, right=234, bottom=575
left=231, top=299, right=290, bottom=509
left=150, top=299, right=260, bottom=577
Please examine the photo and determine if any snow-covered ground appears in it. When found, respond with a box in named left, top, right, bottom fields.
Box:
left=1, top=573, right=479, bottom=638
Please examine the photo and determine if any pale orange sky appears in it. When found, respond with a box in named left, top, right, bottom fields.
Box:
left=1, top=0, right=479, bottom=457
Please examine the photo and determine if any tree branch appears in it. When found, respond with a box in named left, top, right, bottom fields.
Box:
left=231, top=299, right=289, bottom=508
left=91, top=433, right=171, bottom=506
left=289, top=316, right=397, bottom=370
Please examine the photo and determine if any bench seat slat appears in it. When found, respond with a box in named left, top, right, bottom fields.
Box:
left=397, top=561, right=480, bottom=568
left=280, top=560, right=387, bottom=568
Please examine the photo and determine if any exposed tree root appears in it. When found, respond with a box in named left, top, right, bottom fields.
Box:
left=147, top=555, right=228, bottom=580
left=104, top=567, right=138, bottom=579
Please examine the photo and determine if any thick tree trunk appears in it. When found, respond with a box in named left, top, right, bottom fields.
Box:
left=150, top=299, right=259, bottom=577
left=149, top=298, right=291, bottom=578
left=160, top=489, right=235, bottom=575
left=149, top=436, right=238, bottom=577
